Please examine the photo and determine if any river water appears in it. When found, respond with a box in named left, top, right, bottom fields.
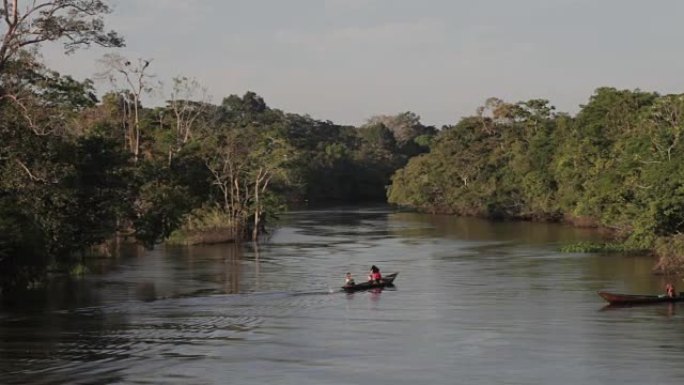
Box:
left=1, top=207, right=684, bottom=385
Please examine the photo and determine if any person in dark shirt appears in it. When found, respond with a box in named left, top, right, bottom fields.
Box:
left=344, top=272, right=355, bottom=286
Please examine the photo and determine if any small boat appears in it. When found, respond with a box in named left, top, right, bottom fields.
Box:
left=342, top=272, right=398, bottom=292
left=597, top=291, right=684, bottom=305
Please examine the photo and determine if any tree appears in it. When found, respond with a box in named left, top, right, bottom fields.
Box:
left=97, top=54, right=155, bottom=162
left=166, top=76, right=209, bottom=164
left=476, top=97, right=514, bottom=133
left=1, top=57, right=98, bottom=136
left=0, top=0, right=123, bottom=75
left=169, top=92, right=305, bottom=241
left=0, top=2, right=128, bottom=289
left=357, top=122, right=397, bottom=157
left=365, top=111, right=436, bottom=157
left=200, top=123, right=292, bottom=241
left=647, top=94, right=684, bottom=161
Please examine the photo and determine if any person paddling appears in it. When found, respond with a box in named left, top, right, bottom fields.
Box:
left=665, top=283, right=677, bottom=298
left=368, top=265, right=382, bottom=283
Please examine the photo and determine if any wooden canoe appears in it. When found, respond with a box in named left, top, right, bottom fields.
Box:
left=342, top=272, right=398, bottom=292
left=597, top=291, right=684, bottom=305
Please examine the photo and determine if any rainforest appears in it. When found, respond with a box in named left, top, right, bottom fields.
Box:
left=2, top=1, right=684, bottom=293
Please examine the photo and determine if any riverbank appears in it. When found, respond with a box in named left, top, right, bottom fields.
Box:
left=400, top=205, right=684, bottom=274
left=166, top=227, right=238, bottom=246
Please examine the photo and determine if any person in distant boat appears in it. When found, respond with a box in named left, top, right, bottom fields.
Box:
left=345, top=272, right=355, bottom=286
left=368, top=265, right=382, bottom=283
left=665, top=283, right=677, bottom=298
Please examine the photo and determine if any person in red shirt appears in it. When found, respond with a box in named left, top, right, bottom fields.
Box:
left=665, top=283, right=677, bottom=298
left=368, top=265, right=382, bottom=283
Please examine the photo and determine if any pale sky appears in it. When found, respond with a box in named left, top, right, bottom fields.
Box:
left=41, top=0, right=684, bottom=127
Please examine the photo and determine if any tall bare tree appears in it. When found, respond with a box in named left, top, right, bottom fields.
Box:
left=167, top=76, right=209, bottom=164
left=97, top=54, right=154, bottom=162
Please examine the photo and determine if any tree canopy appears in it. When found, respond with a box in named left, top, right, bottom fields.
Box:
left=388, top=88, right=684, bottom=272
left=3, top=1, right=684, bottom=291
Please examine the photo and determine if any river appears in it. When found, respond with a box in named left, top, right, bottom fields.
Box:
left=1, top=207, right=683, bottom=385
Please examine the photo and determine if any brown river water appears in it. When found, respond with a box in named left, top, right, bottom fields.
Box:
left=1, top=207, right=683, bottom=385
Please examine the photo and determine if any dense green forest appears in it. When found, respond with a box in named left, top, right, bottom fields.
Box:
left=388, top=92, right=684, bottom=273
left=0, top=1, right=435, bottom=291
left=2, top=1, right=683, bottom=292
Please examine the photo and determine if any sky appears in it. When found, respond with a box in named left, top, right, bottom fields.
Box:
left=40, top=0, right=684, bottom=127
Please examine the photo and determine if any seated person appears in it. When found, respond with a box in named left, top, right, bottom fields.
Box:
left=666, top=283, right=677, bottom=298
left=368, top=265, right=382, bottom=283
left=344, top=272, right=355, bottom=286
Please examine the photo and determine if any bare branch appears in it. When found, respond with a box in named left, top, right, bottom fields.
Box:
left=97, top=54, right=155, bottom=161
left=15, top=158, right=45, bottom=182
left=0, top=92, right=52, bottom=134
left=166, top=76, right=209, bottom=164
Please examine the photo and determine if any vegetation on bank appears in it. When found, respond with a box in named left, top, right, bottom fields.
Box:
left=0, top=1, right=435, bottom=291
left=388, top=93, right=684, bottom=273
left=2, top=1, right=683, bottom=291
left=165, top=207, right=238, bottom=245
left=558, top=242, right=644, bottom=254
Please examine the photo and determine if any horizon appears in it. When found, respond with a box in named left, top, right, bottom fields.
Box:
left=40, top=0, right=684, bottom=127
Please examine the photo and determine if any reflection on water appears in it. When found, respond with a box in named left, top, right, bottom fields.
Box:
left=601, top=302, right=678, bottom=318
left=1, top=207, right=684, bottom=385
